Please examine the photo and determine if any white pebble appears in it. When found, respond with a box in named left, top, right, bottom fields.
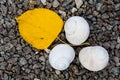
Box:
left=41, top=0, right=46, bottom=5
left=53, top=0, right=60, bottom=8
left=71, top=7, right=77, bottom=13
left=49, top=44, right=75, bottom=70
left=79, top=46, right=109, bottom=71
left=64, top=16, right=90, bottom=45
left=75, top=0, right=83, bottom=8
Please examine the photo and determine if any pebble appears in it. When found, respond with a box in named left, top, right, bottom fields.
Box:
left=75, top=0, right=83, bottom=8
left=46, top=2, right=52, bottom=8
left=112, top=67, right=119, bottom=75
left=116, top=44, right=120, bottom=49
left=39, top=56, right=45, bottom=62
left=71, top=7, right=77, bottom=13
left=58, top=10, right=66, bottom=17
left=96, top=3, right=102, bottom=11
left=117, top=37, right=120, bottom=44
left=114, top=57, right=119, bottom=66
left=34, top=78, right=40, bottom=80
left=0, top=57, right=4, bottom=62
left=53, top=0, right=60, bottom=8
left=88, top=0, right=93, bottom=4
left=0, top=5, right=7, bottom=16
left=102, top=13, right=109, bottom=19
left=3, top=73, right=8, bottom=80
left=33, top=63, right=41, bottom=69
left=19, top=57, right=27, bottom=65
left=55, top=70, right=61, bottom=75
left=115, top=3, right=120, bottom=11
left=41, top=0, right=46, bottom=5
left=116, top=10, right=120, bottom=16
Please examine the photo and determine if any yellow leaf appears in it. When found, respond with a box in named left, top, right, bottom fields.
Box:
left=16, top=8, right=63, bottom=49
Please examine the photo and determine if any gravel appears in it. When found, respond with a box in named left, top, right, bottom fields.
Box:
left=0, top=0, right=120, bottom=79
left=19, top=57, right=27, bottom=66
left=53, top=0, right=59, bottom=8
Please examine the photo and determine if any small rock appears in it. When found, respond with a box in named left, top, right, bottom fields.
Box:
left=3, top=73, right=8, bottom=80
left=71, top=65, right=79, bottom=75
left=22, top=47, right=31, bottom=54
left=39, top=56, right=45, bottom=62
left=115, top=3, right=120, bottom=11
left=112, top=67, right=119, bottom=75
left=33, top=63, right=41, bottom=69
left=114, top=57, right=119, bottom=66
left=25, top=68, right=31, bottom=73
left=93, top=11, right=99, bottom=16
left=17, top=9, right=23, bottom=15
left=34, top=78, right=40, bottom=80
left=44, top=48, right=50, bottom=53
left=46, top=2, right=52, bottom=8
left=0, top=5, right=7, bottom=16
left=117, top=37, right=120, bottom=44
left=75, top=0, right=83, bottom=9
left=106, top=25, right=113, bottom=30
left=102, top=13, right=109, bottom=19
left=116, top=44, right=120, bottom=49
left=96, top=3, right=102, bottom=11
left=59, top=10, right=66, bottom=17
left=19, top=57, right=27, bottom=65
left=55, top=70, right=61, bottom=75
left=71, top=7, right=77, bottom=13
left=103, top=42, right=110, bottom=49
left=53, top=0, right=60, bottom=8
left=88, top=0, right=93, bottom=4
left=0, top=62, right=7, bottom=70
left=0, top=57, right=4, bottom=62
left=41, top=0, right=46, bottom=5
left=16, top=44, right=22, bottom=50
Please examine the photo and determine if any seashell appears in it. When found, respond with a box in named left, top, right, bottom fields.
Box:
left=64, top=16, right=90, bottom=45
left=79, top=46, right=109, bottom=71
left=49, top=44, right=75, bottom=70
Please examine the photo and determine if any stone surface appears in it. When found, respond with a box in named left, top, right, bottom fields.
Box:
left=0, top=0, right=119, bottom=79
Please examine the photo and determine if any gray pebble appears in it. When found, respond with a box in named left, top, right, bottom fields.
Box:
left=19, top=57, right=27, bottom=65
left=0, top=57, right=4, bottom=62
left=116, top=44, right=120, bottom=49
left=116, top=10, right=120, bottom=16
left=4, top=73, right=9, bottom=80
left=0, top=5, right=7, bottom=16
left=112, top=67, right=119, bottom=75
left=102, top=13, right=109, bottom=19
left=115, top=3, right=120, bottom=11
left=96, top=3, right=102, bottom=11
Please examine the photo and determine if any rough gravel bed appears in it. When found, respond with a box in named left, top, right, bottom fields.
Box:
left=0, top=0, right=120, bottom=80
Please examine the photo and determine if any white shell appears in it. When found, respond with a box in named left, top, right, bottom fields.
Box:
left=79, top=46, right=109, bottom=71
left=64, top=16, right=90, bottom=45
left=49, top=44, right=75, bottom=70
